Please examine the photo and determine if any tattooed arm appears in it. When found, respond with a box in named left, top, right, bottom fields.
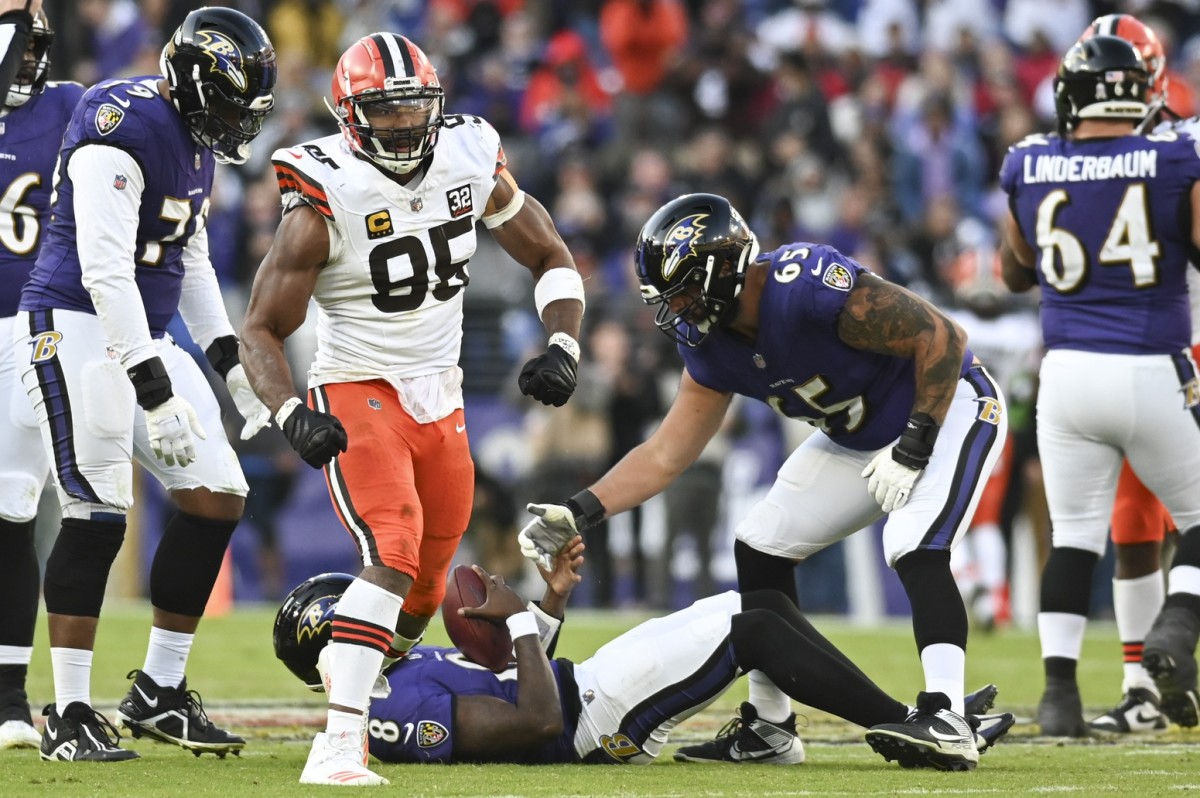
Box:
left=836, top=273, right=967, bottom=424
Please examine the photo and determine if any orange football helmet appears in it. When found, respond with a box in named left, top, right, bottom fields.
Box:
left=1079, top=14, right=1167, bottom=103
left=331, top=33, right=443, bottom=174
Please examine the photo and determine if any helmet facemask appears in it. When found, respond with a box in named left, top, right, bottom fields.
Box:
left=335, top=83, right=444, bottom=174
left=5, top=11, right=52, bottom=108
left=639, top=232, right=758, bottom=347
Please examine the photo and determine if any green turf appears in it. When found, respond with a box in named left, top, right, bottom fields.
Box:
left=4, top=604, right=1198, bottom=797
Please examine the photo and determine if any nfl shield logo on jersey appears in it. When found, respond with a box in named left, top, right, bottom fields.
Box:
left=113, top=174, right=127, bottom=190
left=95, top=104, right=125, bottom=136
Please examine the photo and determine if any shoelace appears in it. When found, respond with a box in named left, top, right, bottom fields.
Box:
left=76, top=706, right=124, bottom=747
left=182, top=689, right=212, bottom=730
left=713, top=713, right=749, bottom=742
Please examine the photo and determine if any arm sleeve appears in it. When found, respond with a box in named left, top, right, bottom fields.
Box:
left=70, top=143, right=157, bottom=368
left=0, top=8, right=32, bottom=102
left=178, top=226, right=235, bottom=352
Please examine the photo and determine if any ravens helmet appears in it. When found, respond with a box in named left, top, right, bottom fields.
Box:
left=634, top=193, right=759, bottom=347
left=160, top=6, right=277, bottom=164
left=1054, top=35, right=1149, bottom=133
left=273, top=572, right=354, bottom=690
left=5, top=9, right=52, bottom=108
left=331, top=33, right=444, bottom=174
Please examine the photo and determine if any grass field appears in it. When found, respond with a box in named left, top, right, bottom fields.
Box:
left=3, top=604, right=1198, bottom=797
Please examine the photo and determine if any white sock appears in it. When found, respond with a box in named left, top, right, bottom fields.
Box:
left=143, top=627, right=194, bottom=688
left=920, top=643, right=965, bottom=716
left=326, top=579, right=404, bottom=720
left=747, top=670, right=792, bottom=724
left=1038, top=612, right=1088, bottom=661
left=327, top=708, right=364, bottom=741
left=0, top=644, right=33, bottom=666
left=50, top=647, right=93, bottom=708
left=1167, top=564, right=1200, bottom=596
left=1113, top=571, right=1163, bottom=692
left=973, top=523, right=1007, bottom=591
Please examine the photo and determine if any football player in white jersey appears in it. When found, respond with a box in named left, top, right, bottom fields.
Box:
left=239, top=33, right=586, bottom=786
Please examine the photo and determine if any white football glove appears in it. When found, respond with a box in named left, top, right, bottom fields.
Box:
left=225, top=364, right=271, bottom=440
left=862, top=445, right=924, bottom=513
left=518, top=503, right=579, bottom=571
left=144, top=395, right=207, bottom=468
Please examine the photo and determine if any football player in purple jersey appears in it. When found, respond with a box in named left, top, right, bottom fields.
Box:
left=13, top=7, right=276, bottom=762
left=0, top=0, right=41, bottom=103
left=1000, top=35, right=1200, bottom=735
left=518, top=192, right=1008, bottom=769
left=0, top=6, right=81, bottom=751
left=274, top=538, right=1013, bottom=770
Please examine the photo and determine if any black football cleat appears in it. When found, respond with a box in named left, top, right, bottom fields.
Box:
left=964, top=684, right=999, bottom=716
left=40, top=702, right=139, bottom=762
left=115, top=670, right=245, bottom=757
left=0, top=687, right=40, bottom=749
left=673, top=702, right=804, bottom=764
left=970, top=711, right=1016, bottom=753
left=866, top=691, right=979, bottom=771
left=1142, top=606, right=1200, bottom=728
left=1037, top=676, right=1088, bottom=737
left=1088, top=687, right=1168, bottom=734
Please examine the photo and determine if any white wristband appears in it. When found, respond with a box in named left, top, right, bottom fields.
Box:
left=548, top=332, right=580, bottom=363
left=534, top=267, right=586, bottom=320
left=274, top=397, right=303, bottom=429
left=505, top=611, right=539, bottom=640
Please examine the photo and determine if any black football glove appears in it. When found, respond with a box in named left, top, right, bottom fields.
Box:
left=518, top=343, right=578, bottom=407
left=282, top=404, right=348, bottom=468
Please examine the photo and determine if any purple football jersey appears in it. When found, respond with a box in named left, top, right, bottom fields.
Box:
left=20, top=77, right=215, bottom=336
left=367, top=646, right=580, bottom=764
left=1000, top=132, right=1200, bottom=354
left=679, top=243, right=975, bottom=451
left=0, top=82, right=85, bottom=317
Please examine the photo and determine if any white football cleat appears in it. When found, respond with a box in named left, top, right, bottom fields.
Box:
left=0, top=718, right=40, bottom=749
left=300, top=732, right=388, bottom=787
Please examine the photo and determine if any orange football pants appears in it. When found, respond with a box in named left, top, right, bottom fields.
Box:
left=1111, top=461, right=1174, bottom=544
left=311, top=380, right=474, bottom=619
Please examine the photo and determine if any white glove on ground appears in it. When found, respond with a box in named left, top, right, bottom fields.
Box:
left=144, top=395, right=207, bottom=467
left=225, top=364, right=271, bottom=440
left=862, top=446, right=923, bottom=513
left=518, top=503, right=579, bottom=571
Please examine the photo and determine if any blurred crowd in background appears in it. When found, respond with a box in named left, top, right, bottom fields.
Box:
left=33, top=0, right=1200, bottom=617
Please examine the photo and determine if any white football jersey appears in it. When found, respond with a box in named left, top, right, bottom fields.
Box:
left=272, top=115, right=505, bottom=397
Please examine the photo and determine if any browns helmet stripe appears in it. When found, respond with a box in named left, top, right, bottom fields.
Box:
left=397, top=35, right=417, bottom=78
left=368, top=33, right=397, bottom=79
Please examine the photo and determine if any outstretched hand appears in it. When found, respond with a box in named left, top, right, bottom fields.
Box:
left=459, top=566, right=527, bottom=623
left=538, top=535, right=584, bottom=598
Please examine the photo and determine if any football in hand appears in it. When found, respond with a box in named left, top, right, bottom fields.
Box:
left=441, top=564, right=514, bottom=672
